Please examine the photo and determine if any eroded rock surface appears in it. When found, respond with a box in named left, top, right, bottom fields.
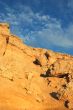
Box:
left=0, top=23, right=73, bottom=110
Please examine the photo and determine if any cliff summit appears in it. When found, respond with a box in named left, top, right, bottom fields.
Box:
left=0, top=23, right=73, bottom=110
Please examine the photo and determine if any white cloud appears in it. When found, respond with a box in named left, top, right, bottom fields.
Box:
left=25, top=19, right=73, bottom=49
left=0, top=2, right=73, bottom=49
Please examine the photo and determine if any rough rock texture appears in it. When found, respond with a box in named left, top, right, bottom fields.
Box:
left=0, top=23, right=73, bottom=110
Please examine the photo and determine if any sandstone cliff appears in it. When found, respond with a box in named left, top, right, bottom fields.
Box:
left=0, top=23, right=73, bottom=110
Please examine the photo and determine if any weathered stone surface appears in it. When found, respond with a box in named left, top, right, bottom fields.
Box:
left=0, top=23, right=73, bottom=110
left=0, top=23, right=10, bottom=35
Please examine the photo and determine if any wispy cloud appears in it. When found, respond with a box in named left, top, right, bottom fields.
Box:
left=25, top=19, right=73, bottom=49
left=0, top=1, right=73, bottom=50
left=68, top=0, right=73, bottom=10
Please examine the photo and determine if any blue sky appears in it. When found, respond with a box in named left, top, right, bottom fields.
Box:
left=0, top=0, right=73, bottom=55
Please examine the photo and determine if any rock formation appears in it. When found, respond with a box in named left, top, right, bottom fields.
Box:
left=0, top=23, right=73, bottom=110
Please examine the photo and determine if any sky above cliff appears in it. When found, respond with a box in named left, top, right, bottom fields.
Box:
left=0, top=0, right=73, bottom=55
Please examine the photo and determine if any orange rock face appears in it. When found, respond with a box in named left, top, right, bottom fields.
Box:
left=0, top=23, right=73, bottom=110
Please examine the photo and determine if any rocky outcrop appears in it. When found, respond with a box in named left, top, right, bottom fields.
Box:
left=0, top=23, right=73, bottom=110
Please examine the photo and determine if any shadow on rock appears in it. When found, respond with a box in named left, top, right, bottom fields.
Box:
left=50, top=92, right=60, bottom=100
left=40, top=69, right=52, bottom=78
